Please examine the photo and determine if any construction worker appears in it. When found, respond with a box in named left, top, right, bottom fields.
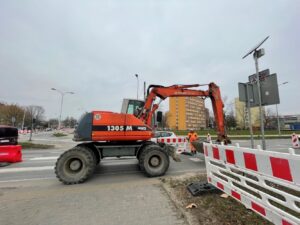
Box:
left=187, top=129, right=198, bottom=155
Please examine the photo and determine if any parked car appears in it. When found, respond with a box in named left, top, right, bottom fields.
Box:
left=0, top=125, right=18, bottom=145
left=153, top=131, right=177, bottom=138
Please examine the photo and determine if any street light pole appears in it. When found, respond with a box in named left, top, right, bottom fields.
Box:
left=135, top=74, right=139, bottom=100
left=276, top=104, right=280, bottom=136
left=276, top=81, right=288, bottom=136
left=51, top=88, right=74, bottom=130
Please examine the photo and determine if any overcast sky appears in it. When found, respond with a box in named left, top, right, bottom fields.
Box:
left=0, top=1, right=299, bottom=120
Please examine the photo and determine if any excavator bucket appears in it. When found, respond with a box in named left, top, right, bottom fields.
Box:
left=191, top=141, right=204, bottom=154
left=161, top=144, right=181, bottom=162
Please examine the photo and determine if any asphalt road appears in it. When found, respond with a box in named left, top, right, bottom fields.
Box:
left=0, top=148, right=205, bottom=183
left=0, top=134, right=297, bottom=225
left=1, top=134, right=295, bottom=183
left=1, top=134, right=205, bottom=225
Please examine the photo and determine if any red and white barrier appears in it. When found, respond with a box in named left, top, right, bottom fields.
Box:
left=204, top=142, right=300, bottom=225
left=292, top=133, right=299, bottom=149
left=0, top=145, right=22, bottom=163
left=18, top=129, right=32, bottom=134
left=157, top=137, right=188, bottom=154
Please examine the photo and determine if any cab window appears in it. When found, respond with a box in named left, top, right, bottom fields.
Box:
left=127, top=100, right=144, bottom=115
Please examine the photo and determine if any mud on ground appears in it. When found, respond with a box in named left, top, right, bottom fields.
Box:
left=160, top=173, right=272, bottom=225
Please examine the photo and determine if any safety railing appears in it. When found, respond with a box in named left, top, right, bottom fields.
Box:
left=157, top=137, right=188, bottom=154
left=204, top=142, right=300, bottom=225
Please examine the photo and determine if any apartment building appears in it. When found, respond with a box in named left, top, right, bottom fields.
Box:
left=168, top=96, right=207, bottom=130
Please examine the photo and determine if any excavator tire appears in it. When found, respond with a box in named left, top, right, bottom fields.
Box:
left=138, top=144, right=153, bottom=171
left=139, top=145, right=170, bottom=177
left=55, top=146, right=96, bottom=185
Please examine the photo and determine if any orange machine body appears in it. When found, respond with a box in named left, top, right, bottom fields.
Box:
left=91, top=111, right=153, bottom=141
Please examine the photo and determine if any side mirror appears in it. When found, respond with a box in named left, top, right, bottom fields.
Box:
left=156, top=111, right=163, bottom=123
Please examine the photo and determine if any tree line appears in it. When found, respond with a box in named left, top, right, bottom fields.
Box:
left=0, top=102, right=77, bottom=129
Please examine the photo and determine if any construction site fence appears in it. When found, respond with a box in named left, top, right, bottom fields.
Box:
left=203, top=142, right=300, bottom=225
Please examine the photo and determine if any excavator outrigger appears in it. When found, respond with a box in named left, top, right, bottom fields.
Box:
left=55, top=82, right=230, bottom=184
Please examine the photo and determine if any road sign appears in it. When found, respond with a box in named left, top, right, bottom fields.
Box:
left=248, top=69, right=270, bottom=83
left=238, top=83, right=259, bottom=107
left=239, top=74, right=280, bottom=107
left=260, top=73, right=280, bottom=106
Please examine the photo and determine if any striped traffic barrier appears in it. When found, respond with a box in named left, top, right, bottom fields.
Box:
left=157, top=137, right=188, bottom=154
left=204, top=142, right=300, bottom=225
left=292, top=133, right=299, bottom=149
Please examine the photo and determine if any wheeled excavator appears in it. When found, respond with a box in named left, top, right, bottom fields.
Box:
left=55, top=82, right=230, bottom=184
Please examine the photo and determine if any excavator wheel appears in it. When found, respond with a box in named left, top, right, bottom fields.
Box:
left=55, top=146, right=96, bottom=185
left=139, top=144, right=170, bottom=177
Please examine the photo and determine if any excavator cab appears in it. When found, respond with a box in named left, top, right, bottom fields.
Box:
left=121, top=99, right=145, bottom=116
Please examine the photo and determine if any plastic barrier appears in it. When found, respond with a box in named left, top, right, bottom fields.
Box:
left=0, top=145, right=22, bottom=163
left=204, top=142, right=300, bottom=225
left=292, top=133, right=299, bottom=149
left=18, top=129, right=32, bottom=134
left=157, top=137, right=188, bottom=154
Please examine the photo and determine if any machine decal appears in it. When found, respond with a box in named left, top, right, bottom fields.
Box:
left=92, top=125, right=151, bottom=131
left=94, top=114, right=101, bottom=120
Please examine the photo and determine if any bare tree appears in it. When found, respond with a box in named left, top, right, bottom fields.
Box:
left=264, top=108, right=276, bottom=129
left=26, top=105, right=45, bottom=126
left=0, top=103, right=24, bottom=126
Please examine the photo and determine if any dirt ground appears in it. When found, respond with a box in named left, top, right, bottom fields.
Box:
left=160, top=173, right=273, bottom=225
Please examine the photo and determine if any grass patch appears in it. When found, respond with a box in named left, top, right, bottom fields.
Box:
left=53, top=132, right=68, bottom=137
left=20, top=142, right=54, bottom=149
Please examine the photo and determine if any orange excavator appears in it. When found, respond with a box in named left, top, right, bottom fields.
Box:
left=55, top=82, right=230, bottom=184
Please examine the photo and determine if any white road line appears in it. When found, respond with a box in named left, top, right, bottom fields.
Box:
left=0, top=177, right=55, bottom=183
left=30, top=157, right=59, bottom=161
left=188, top=158, right=203, bottom=162
left=0, top=166, right=54, bottom=173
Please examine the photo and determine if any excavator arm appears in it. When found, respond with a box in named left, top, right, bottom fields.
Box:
left=138, top=83, right=230, bottom=144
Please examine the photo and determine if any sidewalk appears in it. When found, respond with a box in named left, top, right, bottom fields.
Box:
left=0, top=176, right=187, bottom=225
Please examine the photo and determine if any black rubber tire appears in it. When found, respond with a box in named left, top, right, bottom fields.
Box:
left=138, top=144, right=155, bottom=171
left=139, top=145, right=170, bottom=177
left=55, top=146, right=96, bottom=185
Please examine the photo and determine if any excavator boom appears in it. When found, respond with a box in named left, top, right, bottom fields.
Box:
left=139, top=82, right=230, bottom=144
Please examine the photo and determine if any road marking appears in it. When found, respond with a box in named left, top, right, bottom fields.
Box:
left=189, top=158, right=203, bottom=162
left=0, top=177, right=56, bottom=183
left=0, top=166, right=54, bottom=173
left=30, top=157, right=59, bottom=161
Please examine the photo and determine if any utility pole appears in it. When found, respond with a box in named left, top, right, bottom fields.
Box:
left=276, top=81, right=288, bottom=135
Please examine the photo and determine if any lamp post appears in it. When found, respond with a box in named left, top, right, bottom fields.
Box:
left=276, top=81, right=288, bottom=135
left=135, top=74, right=139, bottom=99
left=51, top=88, right=74, bottom=129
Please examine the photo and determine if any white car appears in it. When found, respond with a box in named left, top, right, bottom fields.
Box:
left=153, top=131, right=177, bottom=138
left=151, top=131, right=190, bottom=154
left=151, top=131, right=177, bottom=143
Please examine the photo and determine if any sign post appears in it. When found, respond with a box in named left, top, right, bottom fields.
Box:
left=242, top=36, right=270, bottom=150
left=246, top=84, right=254, bottom=148
left=253, top=50, right=266, bottom=150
